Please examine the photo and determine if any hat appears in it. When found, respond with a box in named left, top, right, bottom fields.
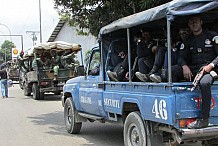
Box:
left=20, top=50, right=24, bottom=55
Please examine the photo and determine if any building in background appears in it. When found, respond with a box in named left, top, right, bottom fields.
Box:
left=48, top=20, right=97, bottom=65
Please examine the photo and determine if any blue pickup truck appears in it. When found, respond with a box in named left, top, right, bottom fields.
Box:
left=62, top=1, right=218, bottom=145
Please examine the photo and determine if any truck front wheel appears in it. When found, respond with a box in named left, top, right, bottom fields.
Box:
left=19, top=79, right=24, bottom=90
left=124, top=111, right=147, bottom=146
left=202, top=139, right=218, bottom=146
left=32, top=83, right=40, bottom=100
left=23, top=82, right=31, bottom=96
left=64, top=98, right=82, bottom=134
left=54, top=91, right=61, bottom=95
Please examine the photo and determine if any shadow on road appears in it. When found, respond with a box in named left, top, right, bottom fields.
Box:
left=27, top=111, right=68, bottom=135
left=27, top=111, right=201, bottom=146
left=21, top=94, right=61, bottom=101
left=27, top=111, right=124, bottom=146
left=80, top=123, right=124, bottom=146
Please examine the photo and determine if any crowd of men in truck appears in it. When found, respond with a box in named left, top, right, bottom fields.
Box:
left=105, top=14, right=218, bottom=129
left=17, top=47, right=79, bottom=80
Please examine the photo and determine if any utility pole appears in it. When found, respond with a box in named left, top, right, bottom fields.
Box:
left=26, top=31, right=39, bottom=46
left=39, top=0, right=42, bottom=43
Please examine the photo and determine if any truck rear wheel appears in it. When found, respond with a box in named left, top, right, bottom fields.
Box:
left=19, top=71, right=24, bottom=90
left=23, top=82, right=31, bottom=96
left=19, top=79, right=24, bottom=90
left=24, top=88, right=31, bottom=96
left=64, top=98, right=82, bottom=134
left=40, top=92, right=44, bottom=100
left=202, top=139, right=218, bottom=146
left=124, top=111, right=147, bottom=146
left=32, top=83, right=40, bottom=100
left=54, top=91, right=61, bottom=95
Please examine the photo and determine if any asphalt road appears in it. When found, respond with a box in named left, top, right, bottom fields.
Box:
left=0, top=84, right=201, bottom=146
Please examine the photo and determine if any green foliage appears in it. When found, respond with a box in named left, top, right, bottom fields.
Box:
left=0, top=40, right=16, bottom=63
left=84, top=49, right=91, bottom=63
left=139, top=0, right=171, bottom=9
left=53, top=0, right=172, bottom=37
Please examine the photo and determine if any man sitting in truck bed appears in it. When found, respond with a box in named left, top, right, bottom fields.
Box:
left=32, top=52, right=44, bottom=70
left=149, top=27, right=190, bottom=82
left=51, top=49, right=61, bottom=80
left=134, top=28, right=157, bottom=82
left=106, top=38, right=128, bottom=81
left=107, top=29, right=158, bottom=82
left=60, top=49, right=78, bottom=69
left=154, top=15, right=218, bottom=129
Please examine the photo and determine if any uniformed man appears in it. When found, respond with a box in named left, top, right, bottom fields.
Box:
left=50, top=49, right=61, bottom=80
left=60, top=49, right=76, bottom=69
left=32, top=52, right=44, bottom=70
left=156, top=15, right=218, bottom=128
left=40, top=50, right=52, bottom=69
left=149, top=27, right=190, bottom=82
left=135, top=28, right=157, bottom=82
left=106, top=38, right=128, bottom=81
left=17, top=51, right=28, bottom=72
left=185, top=15, right=218, bottom=129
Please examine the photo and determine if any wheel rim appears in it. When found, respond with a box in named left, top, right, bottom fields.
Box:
left=67, top=106, right=73, bottom=125
left=128, top=123, right=141, bottom=146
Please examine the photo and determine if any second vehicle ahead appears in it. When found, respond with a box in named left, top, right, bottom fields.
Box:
left=19, top=41, right=82, bottom=100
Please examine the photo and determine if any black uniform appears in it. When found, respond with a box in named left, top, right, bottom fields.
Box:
left=137, top=40, right=155, bottom=74
left=171, top=30, right=218, bottom=119
left=107, top=39, right=128, bottom=81
left=163, top=41, right=180, bottom=69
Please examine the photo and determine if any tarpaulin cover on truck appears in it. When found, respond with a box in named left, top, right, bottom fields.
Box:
left=27, top=41, right=81, bottom=56
left=99, top=0, right=218, bottom=35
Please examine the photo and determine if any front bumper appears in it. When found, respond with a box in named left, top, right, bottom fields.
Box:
left=40, top=86, right=63, bottom=92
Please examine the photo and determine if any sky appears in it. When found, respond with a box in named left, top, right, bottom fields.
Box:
left=0, top=0, right=59, bottom=53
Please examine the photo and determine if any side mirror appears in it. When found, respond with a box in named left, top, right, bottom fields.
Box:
left=77, top=65, right=85, bottom=76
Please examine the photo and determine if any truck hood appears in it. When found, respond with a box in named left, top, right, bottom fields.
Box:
left=66, top=76, right=84, bottom=84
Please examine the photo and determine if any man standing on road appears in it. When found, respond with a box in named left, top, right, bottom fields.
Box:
left=0, top=63, right=8, bottom=98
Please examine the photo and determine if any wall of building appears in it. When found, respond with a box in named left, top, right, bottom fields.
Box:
left=54, top=23, right=97, bottom=65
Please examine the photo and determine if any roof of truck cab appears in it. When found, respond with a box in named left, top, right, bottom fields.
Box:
left=99, top=0, right=218, bottom=35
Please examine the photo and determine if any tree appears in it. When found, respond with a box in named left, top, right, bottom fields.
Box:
left=84, top=49, right=91, bottom=64
left=0, top=40, right=16, bottom=63
left=53, top=0, right=172, bottom=37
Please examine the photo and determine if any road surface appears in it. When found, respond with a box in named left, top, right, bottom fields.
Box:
left=0, top=84, right=201, bottom=146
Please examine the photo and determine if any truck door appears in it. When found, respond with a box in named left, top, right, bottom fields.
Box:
left=79, top=48, right=103, bottom=116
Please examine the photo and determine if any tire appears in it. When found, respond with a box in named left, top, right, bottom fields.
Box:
left=40, top=92, right=44, bottom=100
left=19, top=79, right=24, bottom=90
left=19, top=71, right=24, bottom=90
left=23, top=82, right=31, bottom=96
left=124, top=111, right=147, bottom=146
left=54, top=91, right=61, bottom=95
left=32, top=83, right=40, bottom=100
left=64, top=98, right=82, bottom=134
left=202, top=139, right=218, bottom=146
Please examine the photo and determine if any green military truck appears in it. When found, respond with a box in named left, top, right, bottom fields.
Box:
left=20, top=41, right=82, bottom=100
left=7, top=61, right=19, bottom=81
